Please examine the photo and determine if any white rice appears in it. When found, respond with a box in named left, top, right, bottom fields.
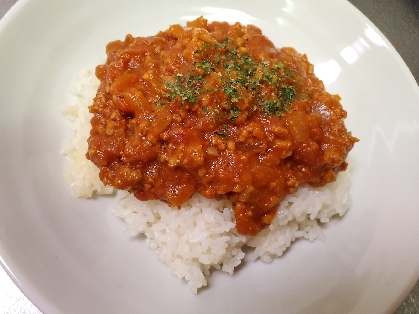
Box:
left=62, top=68, right=351, bottom=294
left=61, top=70, right=114, bottom=198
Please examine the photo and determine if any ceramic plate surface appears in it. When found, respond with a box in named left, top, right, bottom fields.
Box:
left=1, top=0, right=419, bottom=313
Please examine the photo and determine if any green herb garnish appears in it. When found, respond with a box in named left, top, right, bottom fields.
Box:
left=214, top=124, right=229, bottom=139
left=229, top=106, right=241, bottom=120
left=161, top=37, right=300, bottom=118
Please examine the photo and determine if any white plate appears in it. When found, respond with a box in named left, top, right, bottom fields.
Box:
left=1, top=0, right=419, bottom=313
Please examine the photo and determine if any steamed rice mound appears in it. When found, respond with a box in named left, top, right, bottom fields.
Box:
left=62, top=68, right=351, bottom=294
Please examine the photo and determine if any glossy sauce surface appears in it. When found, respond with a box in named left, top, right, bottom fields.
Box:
left=87, top=17, right=357, bottom=235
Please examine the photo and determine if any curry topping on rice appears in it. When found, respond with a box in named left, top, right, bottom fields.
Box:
left=86, top=17, right=358, bottom=236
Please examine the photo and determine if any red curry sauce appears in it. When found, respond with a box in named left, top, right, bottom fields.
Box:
left=86, top=17, right=358, bottom=235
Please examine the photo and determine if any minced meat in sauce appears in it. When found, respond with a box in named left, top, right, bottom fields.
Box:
left=86, top=17, right=358, bottom=235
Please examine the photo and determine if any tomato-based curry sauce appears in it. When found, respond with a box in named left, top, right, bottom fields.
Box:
left=86, top=17, right=358, bottom=235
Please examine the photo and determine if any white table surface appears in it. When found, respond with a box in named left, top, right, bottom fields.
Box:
left=0, top=1, right=418, bottom=313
